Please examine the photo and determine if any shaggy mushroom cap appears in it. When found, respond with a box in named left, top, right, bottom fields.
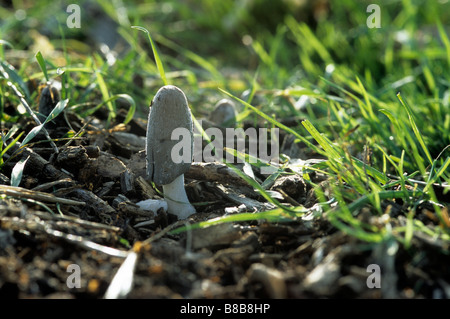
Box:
left=209, top=98, right=237, bottom=127
left=146, top=85, right=194, bottom=185
left=38, top=84, right=60, bottom=122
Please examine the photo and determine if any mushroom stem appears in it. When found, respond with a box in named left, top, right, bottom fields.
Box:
left=162, top=174, right=196, bottom=219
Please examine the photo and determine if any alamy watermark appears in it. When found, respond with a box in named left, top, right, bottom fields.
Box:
left=172, top=120, right=280, bottom=175
left=66, top=4, right=381, bottom=30
left=66, top=263, right=382, bottom=289
left=61, top=2, right=382, bottom=174
left=59, top=2, right=386, bottom=294
left=366, top=264, right=381, bottom=288
left=66, top=4, right=81, bottom=29
left=66, top=264, right=81, bottom=288
left=367, top=4, right=381, bottom=29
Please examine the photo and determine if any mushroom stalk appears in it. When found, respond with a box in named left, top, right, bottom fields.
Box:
left=162, top=174, right=196, bottom=219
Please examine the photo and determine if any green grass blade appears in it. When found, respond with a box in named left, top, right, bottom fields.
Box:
left=328, top=189, right=426, bottom=243
left=0, top=131, right=24, bottom=167
left=20, top=99, right=69, bottom=147
left=20, top=123, right=45, bottom=147
left=193, top=108, right=298, bottom=215
left=286, top=16, right=333, bottom=64
left=225, top=162, right=300, bottom=214
left=94, top=67, right=115, bottom=125
left=28, top=66, right=94, bottom=80
left=131, top=26, right=168, bottom=85
left=437, top=19, right=450, bottom=67
left=327, top=213, right=384, bottom=242
left=0, top=39, right=13, bottom=48
left=219, top=88, right=322, bottom=154
left=223, top=147, right=277, bottom=172
left=252, top=40, right=272, bottom=66
left=120, top=94, right=137, bottom=125
left=0, top=39, right=13, bottom=59
left=35, top=51, right=49, bottom=82
left=169, top=207, right=304, bottom=235
left=44, top=98, right=69, bottom=123
left=0, top=61, right=30, bottom=100
left=379, top=109, right=399, bottom=128
left=301, top=119, right=341, bottom=159
left=404, top=210, right=415, bottom=249
left=355, top=76, right=379, bottom=123
left=221, top=88, right=387, bottom=185
left=58, top=68, right=68, bottom=100
left=423, top=157, right=450, bottom=193
left=154, top=35, right=222, bottom=83
left=303, top=119, right=388, bottom=184
left=82, top=94, right=136, bottom=125
left=397, top=93, right=433, bottom=166
left=2, top=125, right=20, bottom=143
left=11, top=155, right=30, bottom=187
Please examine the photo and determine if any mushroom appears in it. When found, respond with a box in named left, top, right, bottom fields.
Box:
left=146, top=85, right=196, bottom=219
left=209, top=98, right=237, bottom=127
left=38, top=84, right=60, bottom=120
left=38, top=83, right=61, bottom=128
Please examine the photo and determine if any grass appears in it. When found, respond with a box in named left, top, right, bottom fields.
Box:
left=0, top=0, right=449, bottom=249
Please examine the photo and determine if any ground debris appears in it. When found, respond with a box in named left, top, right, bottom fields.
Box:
left=246, top=263, right=287, bottom=298
left=189, top=223, right=243, bottom=250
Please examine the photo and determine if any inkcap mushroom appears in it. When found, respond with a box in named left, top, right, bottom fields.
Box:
left=209, top=98, right=237, bottom=127
left=38, top=83, right=61, bottom=126
left=146, top=85, right=196, bottom=219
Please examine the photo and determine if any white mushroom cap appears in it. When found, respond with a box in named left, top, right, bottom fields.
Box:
left=146, top=85, right=194, bottom=185
left=209, top=98, right=237, bottom=127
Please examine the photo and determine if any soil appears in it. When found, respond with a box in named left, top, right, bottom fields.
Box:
left=0, top=105, right=449, bottom=300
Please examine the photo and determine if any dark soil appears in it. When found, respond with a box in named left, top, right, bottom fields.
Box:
left=0, top=106, right=449, bottom=300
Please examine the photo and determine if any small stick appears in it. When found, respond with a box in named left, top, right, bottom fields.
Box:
left=31, top=178, right=75, bottom=192
left=0, top=185, right=85, bottom=206
left=142, top=220, right=187, bottom=245
left=186, top=162, right=250, bottom=186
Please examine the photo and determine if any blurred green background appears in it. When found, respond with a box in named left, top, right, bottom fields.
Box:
left=1, top=1, right=449, bottom=97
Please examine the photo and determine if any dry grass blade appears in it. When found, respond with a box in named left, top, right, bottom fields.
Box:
left=0, top=185, right=85, bottom=206
left=104, top=251, right=138, bottom=299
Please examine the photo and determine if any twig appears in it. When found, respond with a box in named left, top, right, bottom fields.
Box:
left=142, top=219, right=187, bottom=245
left=7, top=144, right=71, bottom=181
left=31, top=178, right=75, bottom=192
left=67, top=188, right=115, bottom=214
left=33, top=210, right=122, bottom=232
left=0, top=185, right=85, bottom=206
